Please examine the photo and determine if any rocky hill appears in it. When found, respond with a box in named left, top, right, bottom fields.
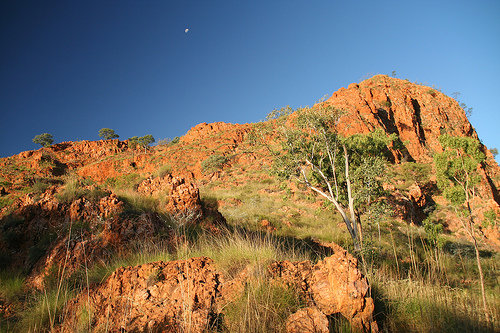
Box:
left=0, top=75, right=498, bottom=332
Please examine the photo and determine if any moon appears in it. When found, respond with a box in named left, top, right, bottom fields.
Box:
left=185, top=28, right=189, bottom=33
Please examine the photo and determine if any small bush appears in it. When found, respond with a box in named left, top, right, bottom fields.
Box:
left=0, top=195, right=14, bottom=210
left=32, top=133, right=54, bottom=147
left=104, top=173, right=143, bottom=190
left=116, top=190, right=160, bottom=216
left=224, top=280, right=303, bottom=333
left=32, top=178, right=51, bottom=194
left=201, top=154, right=229, bottom=174
left=156, top=164, right=172, bottom=178
left=0, top=271, right=25, bottom=302
left=16, top=286, right=74, bottom=332
left=56, top=175, right=108, bottom=203
left=98, top=128, right=119, bottom=140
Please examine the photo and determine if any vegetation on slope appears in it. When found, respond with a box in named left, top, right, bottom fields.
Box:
left=0, top=76, right=499, bottom=332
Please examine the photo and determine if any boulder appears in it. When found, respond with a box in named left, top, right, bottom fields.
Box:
left=286, top=307, right=329, bottom=333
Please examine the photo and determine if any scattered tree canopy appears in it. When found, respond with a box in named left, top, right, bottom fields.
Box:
left=99, top=128, right=119, bottom=140
left=128, top=135, right=155, bottom=151
left=32, top=133, right=54, bottom=147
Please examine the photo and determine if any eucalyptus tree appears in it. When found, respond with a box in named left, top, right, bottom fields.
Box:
left=32, top=133, right=54, bottom=147
left=434, top=134, right=489, bottom=320
left=271, top=104, right=395, bottom=251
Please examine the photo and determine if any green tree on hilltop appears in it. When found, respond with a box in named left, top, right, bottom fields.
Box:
left=32, top=133, right=54, bottom=147
left=98, top=128, right=119, bottom=140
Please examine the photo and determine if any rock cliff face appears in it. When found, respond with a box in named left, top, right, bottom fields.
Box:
left=325, top=75, right=475, bottom=162
left=324, top=75, right=499, bottom=204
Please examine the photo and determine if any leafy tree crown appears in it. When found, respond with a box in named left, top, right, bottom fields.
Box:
left=99, top=128, right=119, bottom=140
left=434, top=135, right=485, bottom=205
left=32, top=133, right=54, bottom=147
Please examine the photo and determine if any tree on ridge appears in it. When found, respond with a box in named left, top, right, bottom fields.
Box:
left=32, top=133, right=54, bottom=147
left=99, top=128, right=119, bottom=140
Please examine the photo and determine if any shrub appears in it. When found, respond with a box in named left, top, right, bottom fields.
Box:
left=224, top=280, right=303, bottom=333
left=0, top=271, right=24, bottom=302
left=156, top=164, right=172, bottom=178
left=104, top=173, right=143, bottom=190
left=201, top=154, right=228, bottom=174
left=57, top=175, right=108, bottom=203
left=32, top=178, right=51, bottom=194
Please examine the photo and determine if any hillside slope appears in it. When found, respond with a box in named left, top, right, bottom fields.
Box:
left=0, top=75, right=499, bottom=332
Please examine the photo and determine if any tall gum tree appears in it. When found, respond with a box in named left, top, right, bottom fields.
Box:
left=268, top=104, right=395, bottom=251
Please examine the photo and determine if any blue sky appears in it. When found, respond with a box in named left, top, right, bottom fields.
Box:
left=1, top=0, right=499, bottom=158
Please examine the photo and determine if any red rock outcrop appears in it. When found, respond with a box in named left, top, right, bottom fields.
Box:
left=180, top=122, right=250, bottom=146
left=286, top=307, right=329, bottom=333
left=58, top=248, right=378, bottom=332
left=138, top=174, right=202, bottom=215
left=323, top=75, right=499, bottom=207
left=325, top=75, right=475, bottom=163
left=59, top=257, right=224, bottom=332
left=269, top=246, right=378, bottom=332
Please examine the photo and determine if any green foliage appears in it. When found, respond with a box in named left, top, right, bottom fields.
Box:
left=128, top=134, right=155, bottom=150
left=270, top=104, right=397, bottom=249
left=399, top=162, right=432, bottom=186
left=156, top=164, right=172, bottom=178
left=104, top=173, right=143, bottom=190
left=483, top=209, right=497, bottom=228
left=201, top=154, right=229, bottom=174
left=57, top=175, right=108, bottom=203
left=224, top=280, right=303, bottom=333
left=98, top=128, right=119, bottom=140
left=0, top=195, right=14, bottom=210
left=266, top=105, right=294, bottom=121
left=16, top=286, right=74, bottom=332
left=434, top=135, right=485, bottom=206
left=31, top=178, right=51, bottom=194
left=0, top=270, right=25, bottom=302
left=423, top=218, right=444, bottom=248
left=32, top=133, right=54, bottom=147
left=117, top=190, right=160, bottom=216
left=490, top=148, right=498, bottom=158
left=275, top=106, right=393, bottom=210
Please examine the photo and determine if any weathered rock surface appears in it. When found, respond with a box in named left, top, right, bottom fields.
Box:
left=58, top=245, right=378, bottom=332
left=269, top=246, right=378, bottom=332
left=59, top=257, right=223, bottom=332
left=138, top=174, right=202, bottom=215
left=325, top=75, right=475, bottom=162
left=286, top=307, right=329, bottom=333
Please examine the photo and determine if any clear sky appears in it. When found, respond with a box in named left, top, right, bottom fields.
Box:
left=1, top=0, right=499, bottom=158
